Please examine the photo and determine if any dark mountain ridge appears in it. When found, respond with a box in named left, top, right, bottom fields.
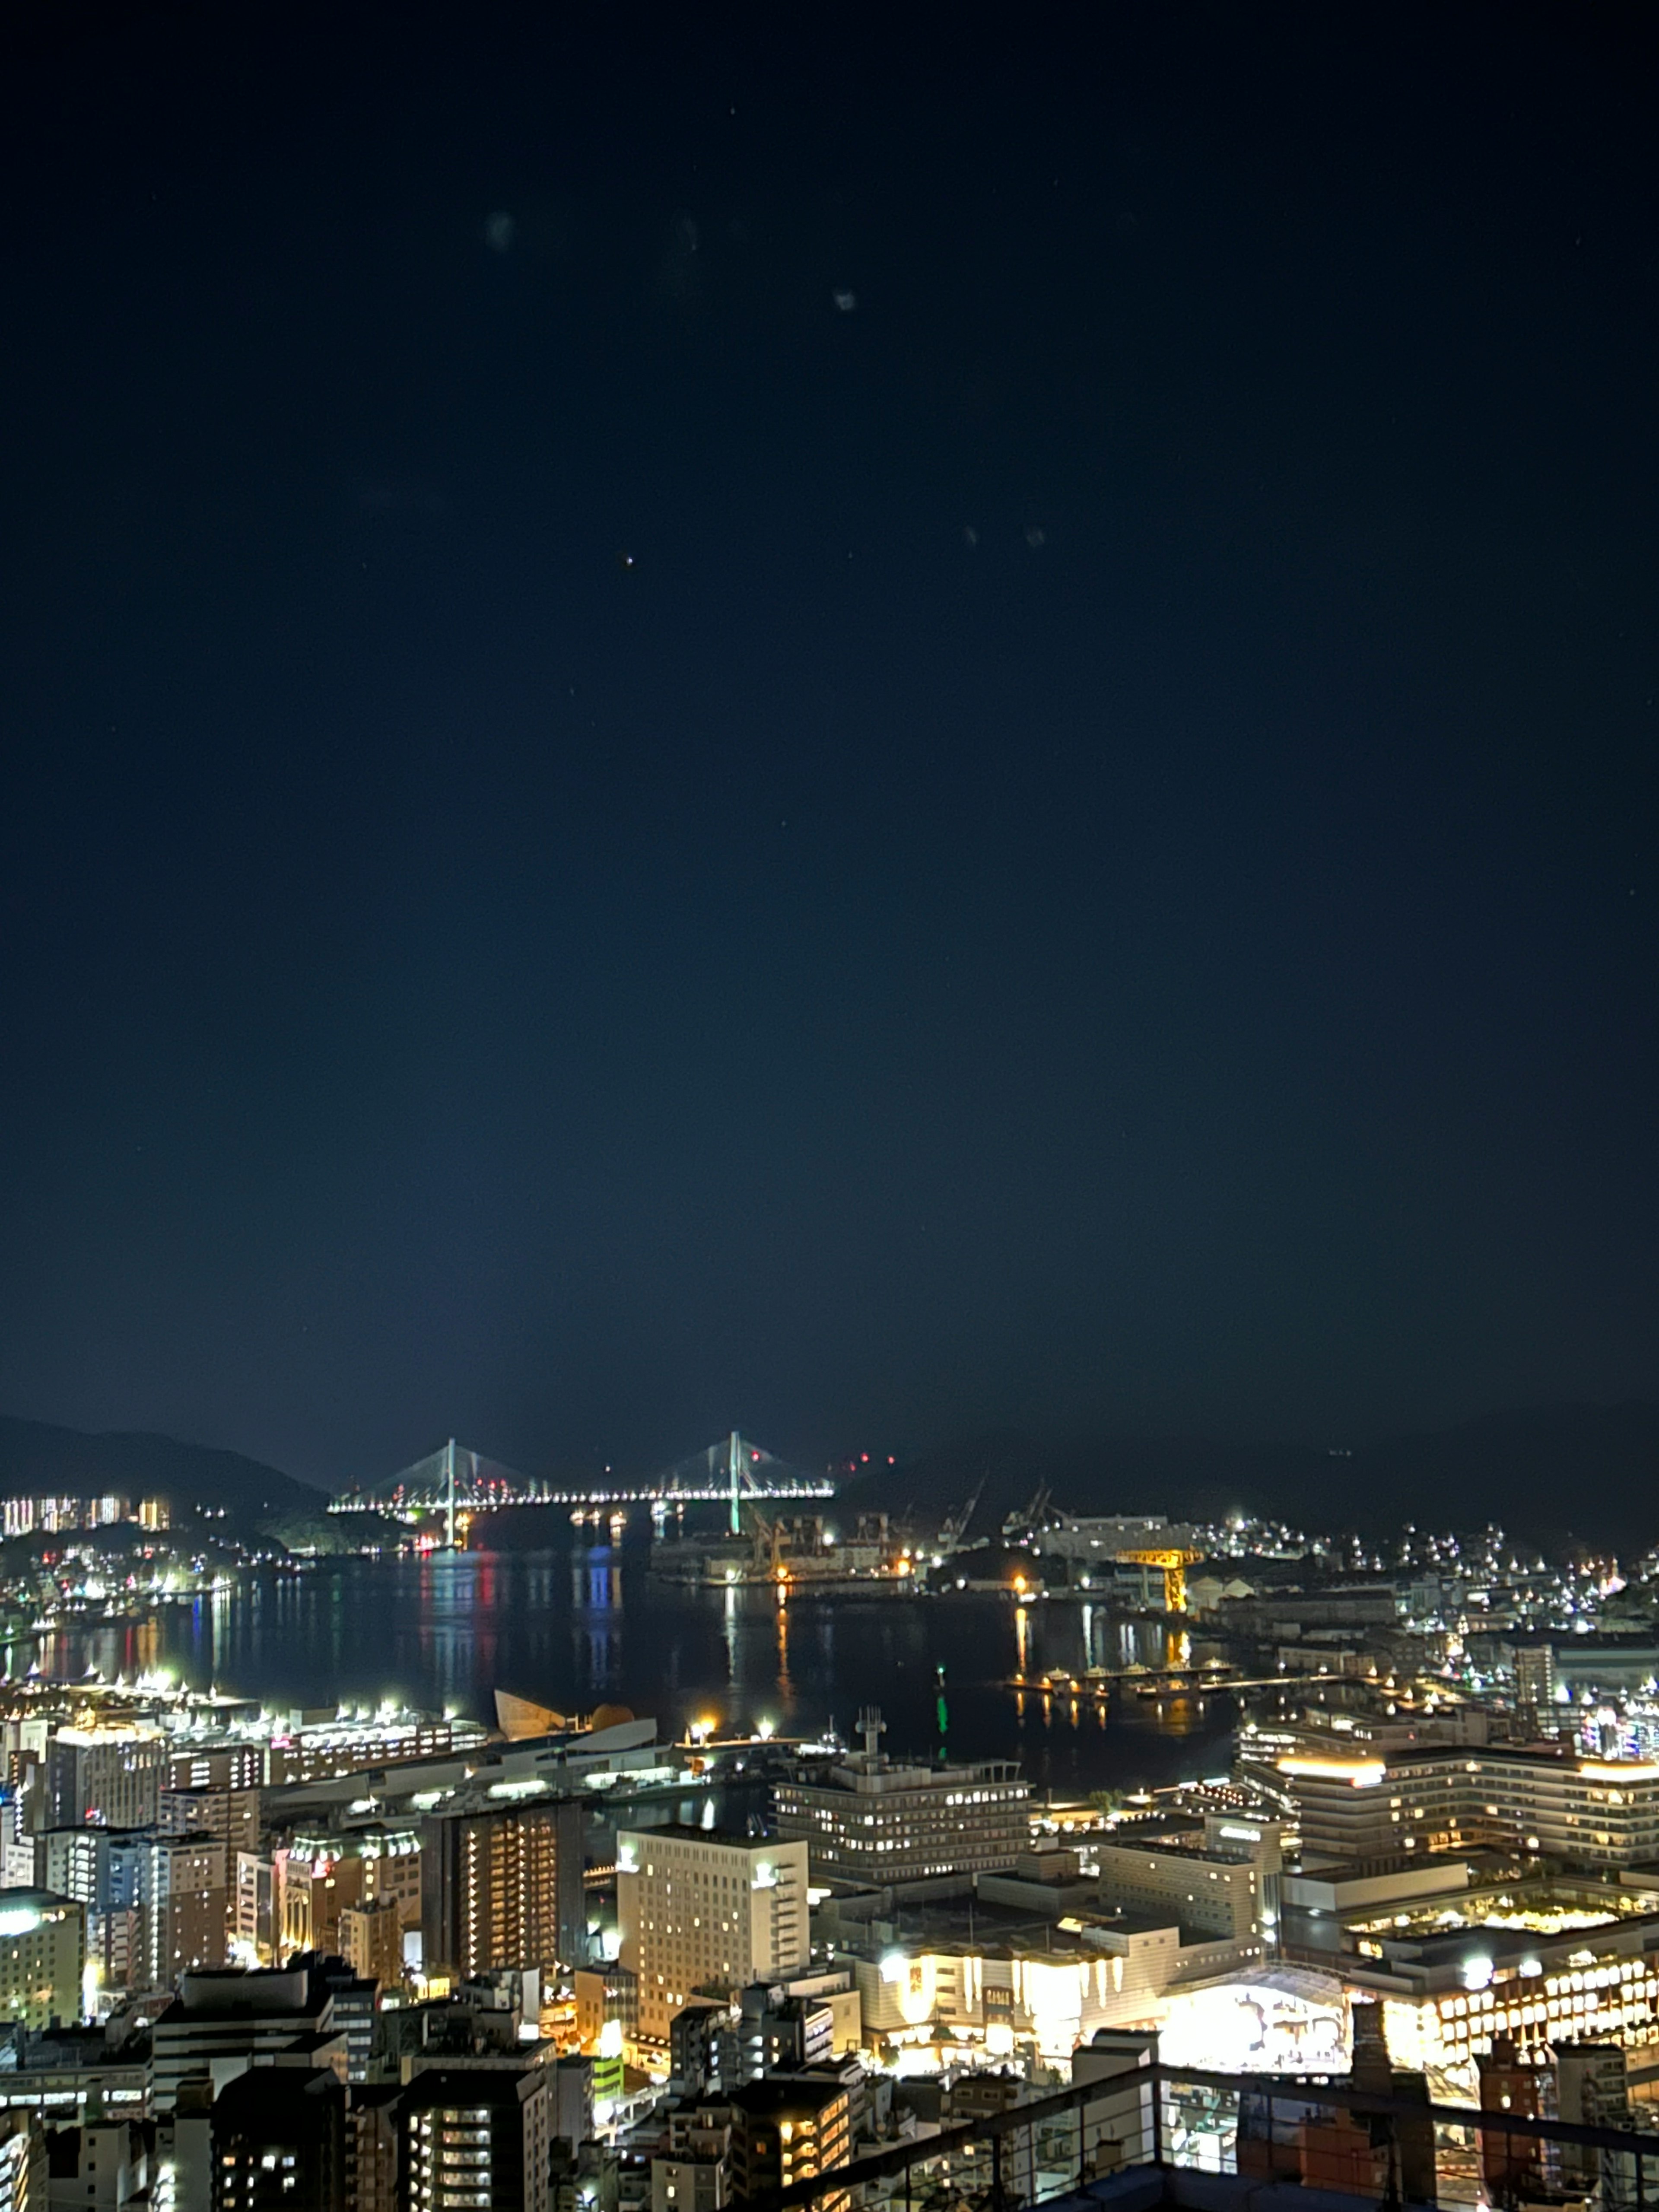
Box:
left=0, top=1414, right=323, bottom=1527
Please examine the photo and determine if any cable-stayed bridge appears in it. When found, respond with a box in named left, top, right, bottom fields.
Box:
left=331, top=1432, right=834, bottom=1546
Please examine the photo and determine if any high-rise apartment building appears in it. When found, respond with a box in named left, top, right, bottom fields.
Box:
left=209, top=2066, right=347, bottom=2212
left=617, top=1827, right=809, bottom=2044
left=725, top=2076, right=852, bottom=2206
left=341, top=1897, right=405, bottom=1988
left=234, top=1850, right=276, bottom=1964
left=144, top=1833, right=230, bottom=1990
left=1516, top=1645, right=1558, bottom=1727
left=421, top=1799, right=585, bottom=1983
left=32, top=1827, right=224, bottom=1993
left=159, top=1784, right=260, bottom=1858
left=45, top=1730, right=166, bottom=1830
left=398, top=2065, right=554, bottom=2212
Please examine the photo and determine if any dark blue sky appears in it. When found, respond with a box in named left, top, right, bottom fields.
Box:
left=2, top=4, right=1655, bottom=1487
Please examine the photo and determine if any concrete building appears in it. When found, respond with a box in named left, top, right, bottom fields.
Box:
left=42, top=2115, right=143, bottom=2209
left=233, top=1852, right=276, bottom=1965
left=725, top=2076, right=851, bottom=2206
left=44, top=1733, right=165, bottom=1832
left=421, top=1798, right=585, bottom=1983
left=1093, top=1815, right=1282, bottom=1956
left=1515, top=1643, right=1558, bottom=1726
left=158, top=1785, right=260, bottom=1859
left=0, top=1893, right=84, bottom=2029
left=149, top=1966, right=340, bottom=2113
left=145, top=1835, right=229, bottom=1991
left=0, top=2115, right=46, bottom=2212
left=340, top=1897, right=405, bottom=1989
left=398, top=2063, right=554, bottom=2212
left=732, top=1982, right=835, bottom=2081
left=617, top=1827, right=809, bottom=2044
left=653, top=2104, right=732, bottom=2212
left=1277, top=1743, right=1659, bottom=1871
left=165, top=1743, right=264, bottom=1794
left=209, top=2066, right=347, bottom=2212
left=266, top=1712, right=476, bottom=1788
left=276, top=1828, right=420, bottom=1960
left=772, top=1722, right=1028, bottom=1885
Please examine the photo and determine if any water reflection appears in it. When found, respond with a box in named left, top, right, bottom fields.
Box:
left=9, top=1550, right=1232, bottom=1796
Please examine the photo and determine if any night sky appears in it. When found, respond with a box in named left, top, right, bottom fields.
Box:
left=3, top=5, right=1655, bottom=1489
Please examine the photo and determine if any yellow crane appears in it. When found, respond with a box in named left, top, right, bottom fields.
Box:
left=1114, top=1546, right=1203, bottom=1614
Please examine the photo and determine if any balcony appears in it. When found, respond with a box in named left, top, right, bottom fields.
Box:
left=751, top=2050, right=1659, bottom=2212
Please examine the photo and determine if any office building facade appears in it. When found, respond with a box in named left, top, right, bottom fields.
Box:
left=773, top=1750, right=1029, bottom=1884
left=618, top=1827, right=809, bottom=2043
left=1279, top=1745, right=1659, bottom=1870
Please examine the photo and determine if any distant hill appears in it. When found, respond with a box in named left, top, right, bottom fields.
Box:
left=834, top=1403, right=1659, bottom=1561
left=0, top=1414, right=324, bottom=1531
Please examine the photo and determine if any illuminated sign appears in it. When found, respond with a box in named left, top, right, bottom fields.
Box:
left=1278, top=1756, right=1386, bottom=1788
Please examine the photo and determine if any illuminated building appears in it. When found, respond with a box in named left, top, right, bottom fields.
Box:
left=725, top=2076, right=850, bottom=2208
left=0, top=1893, right=84, bottom=2029
left=292, top=1952, right=379, bottom=2084
left=1157, top=1968, right=1349, bottom=2075
left=733, top=1980, right=836, bottom=2079
left=33, top=1824, right=219, bottom=1995
left=574, top=1961, right=638, bottom=2051
left=158, top=1783, right=259, bottom=1858
left=772, top=1714, right=1028, bottom=1884
left=0, top=2117, right=46, bottom=2209
left=233, top=1850, right=276, bottom=1964
left=143, top=1834, right=230, bottom=1990
left=421, top=1797, right=585, bottom=1983
left=1093, top=1815, right=1282, bottom=1957
left=0, top=1496, right=124, bottom=1538
left=340, top=1897, right=405, bottom=1988
left=1338, top=1875, right=1659, bottom=2078
left=276, top=1828, right=421, bottom=1958
left=266, top=1711, right=479, bottom=1787
left=32, top=1829, right=147, bottom=1990
left=398, top=2065, right=554, bottom=2212
left=46, top=1730, right=166, bottom=1831
left=165, top=1745, right=263, bottom=1793
left=1276, top=1744, right=1659, bottom=1870
left=617, top=1826, right=809, bottom=2043
left=138, top=1497, right=170, bottom=1531
left=852, top=1929, right=1176, bottom=2064
left=1515, top=1644, right=1557, bottom=1725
